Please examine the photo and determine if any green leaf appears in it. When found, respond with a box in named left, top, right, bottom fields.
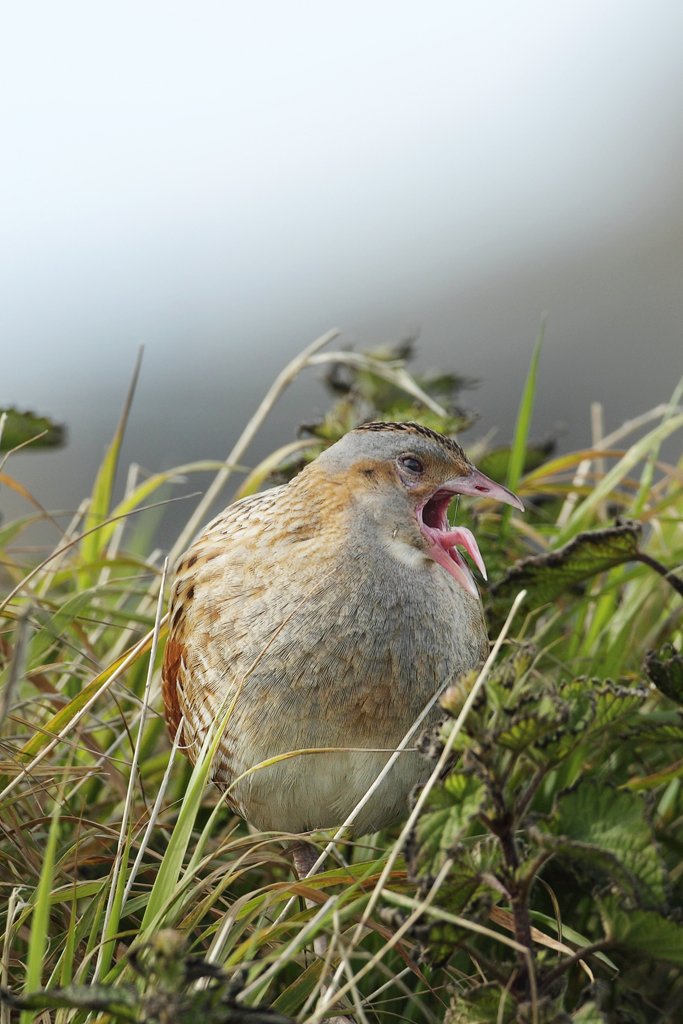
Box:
left=0, top=514, right=41, bottom=547
left=645, top=644, right=683, bottom=705
left=95, top=458, right=231, bottom=552
left=408, top=773, right=487, bottom=880
left=488, top=521, right=643, bottom=625
left=591, top=683, right=647, bottom=730
left=96, top=829, right=132, bottom=981
left=0, top=407, right=65, bottom=450
left=549, top=782, right=666, bottom=906
left=139, top=708, right=235, bottom=936
left=529, top=911, right=619, bottom=975
left=494, top=711, right=566, bottom=754
left=599, top=896, right=683, bottom=966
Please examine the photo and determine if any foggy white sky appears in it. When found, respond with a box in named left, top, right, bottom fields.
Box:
left=3, top=1, right=683, bottom=347
left=2, top=1, right=683, bottom=527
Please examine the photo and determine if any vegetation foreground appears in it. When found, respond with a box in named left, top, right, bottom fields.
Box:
left=1, top=334, right=682, bottom=1024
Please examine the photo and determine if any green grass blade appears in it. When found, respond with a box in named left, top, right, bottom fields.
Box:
left=79, top=348, right=143, bottom=577
left=96, top=830, right=132, bottom=980
left=20, top=801, right=60, bottom=1024
left=631, top=375, right=683, bottom=518
left=58, top=894, right=78, bottom=988
left=97, top=459, right=233, bottom=554
left=15, top=630, right=156, bottom=761
left=138, top=731, right=218, bottom=935
left=558, top=412, right=683, bottom=542
left=507, top=320, right=544, bottom=497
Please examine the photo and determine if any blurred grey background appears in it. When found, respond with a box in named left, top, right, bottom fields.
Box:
left=2, top=1, right=682, bottom=545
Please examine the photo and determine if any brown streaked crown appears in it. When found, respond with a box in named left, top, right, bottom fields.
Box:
left=355, top=420, right=470, bottom=463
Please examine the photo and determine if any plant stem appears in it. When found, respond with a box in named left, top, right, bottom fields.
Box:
left=635, top=552, right=683, bottom=598
left=540, top=941, right=611, bottom=990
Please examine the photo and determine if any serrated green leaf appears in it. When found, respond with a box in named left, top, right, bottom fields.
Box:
left=431, top=869, right=483, bottom=921
left=645, top=644, right=683, bottom=705
left=550, top=783, right=666, bottom=906
left=494, top=712, right=565, bottom=753
left=409, top=774, right=487, bottom=879
left=416, top=896, right=492, bottom=968
left=624, top=717, right=683, bottom=743
left=599, top=897, right=683, bottom=966
left=591, top=683, right=647, bottom=730
left=488, top=521, right=643, bottom=625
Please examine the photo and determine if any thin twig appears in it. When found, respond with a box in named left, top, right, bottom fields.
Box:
left=540, top=940, right=611, bottom=989
left=634, top=552, right=683, bottom=598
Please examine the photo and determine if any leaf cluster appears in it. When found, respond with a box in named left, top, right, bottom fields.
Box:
left=406, top=643, right=683, bottom=1021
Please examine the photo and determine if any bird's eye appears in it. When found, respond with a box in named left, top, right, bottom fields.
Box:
left=399, top=455, right=424, bottom=474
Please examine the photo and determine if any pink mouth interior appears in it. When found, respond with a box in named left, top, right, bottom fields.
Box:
left=418, top=491, right=487, bottom=598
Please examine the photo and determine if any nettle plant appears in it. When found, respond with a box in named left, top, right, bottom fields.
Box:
left=406, top=643, right=683, bottom=1023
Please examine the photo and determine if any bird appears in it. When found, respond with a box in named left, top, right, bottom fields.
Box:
left=162, top=421, right=523, bottom=865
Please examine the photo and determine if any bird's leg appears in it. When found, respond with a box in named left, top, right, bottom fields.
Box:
left=290, top=839, right=320, bottom=880
left=290, top=840, right=329, bottom=959
left=289, top=841, right=353, bottom=1023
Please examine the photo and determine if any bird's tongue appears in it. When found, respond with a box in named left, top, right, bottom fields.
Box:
left=423, top=525, right=486, bottom=599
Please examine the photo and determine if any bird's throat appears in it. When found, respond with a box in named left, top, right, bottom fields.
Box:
left=417, top=492, right=487, bottom=599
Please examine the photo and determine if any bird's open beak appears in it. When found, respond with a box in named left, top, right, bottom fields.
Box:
left=417, top=468, right=523, bottom=599
left=442, top=468, right=524, bottom=512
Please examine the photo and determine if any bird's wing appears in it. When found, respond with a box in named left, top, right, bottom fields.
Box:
left=161, top=486, right=286, bottom=749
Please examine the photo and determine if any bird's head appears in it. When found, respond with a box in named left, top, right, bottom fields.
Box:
left=313, top=421, right=523, bottom=599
